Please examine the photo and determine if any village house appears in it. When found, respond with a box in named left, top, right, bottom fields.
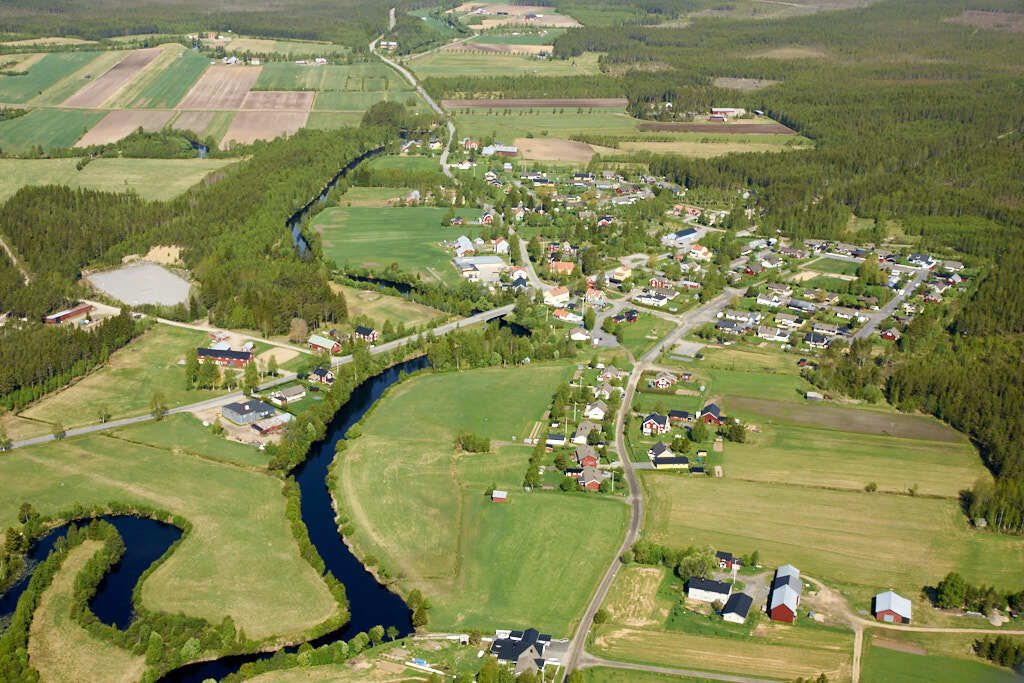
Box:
left=813, top=321, right=839, bottom=336
left=761, top=255, right=784, bottom=269
left=642, top=413, right=670, bottom=436
left=579, top=465, right=608, bottom=491
left=715, top=319, right=747, bottom=336
left=544, top=286, right=571, bottom=307
left=584, top=400, right=609, bottom=421
left=775, top=313, right=804, bottom=330
left=610, top=265, right=632, bottom=283
left=722, top=593, right=753, bottom=624
left=491, top=489, right=508, bottom=502
left=591, top=382, right=616, bottom=400
left=716, top=550, right=741, bottom=570
left=689, top=245, right=713, bottom=261
left=661, top=227, right=699, bottom=248
left=636, top=291, right=668, bottom=307
left=725, top=309, right=762, bottom=325
left=650, top=371, right=678, bottom=389
left=788, top=298, right=817, bottom=314
left=758, top=325, right=789, bottom=343
left=311, top=366, right=334, bottom=385
left=453, top=235, right=475, bottom=257
left=575, top=444, right=599, bottom=468
left=585, top=287, right=606, bottom=306
left=553, top=308, right=582, bottom=324
left=197, top=347, right=252, bottom=368
left=668, top=409, right=693, bottom=423
left=649, top=276, right=670, bottom=289
left=353, top=326, right=379, bottom=343
left=686, top=577, right=731, bottom=604
left=652, top=453, right=690, bottom=469
left=550, top=261, right=576, bottom=276
left=572, top=420, right=599, bottom=445
left=766, top=282, right=793, bottom=297
left=598, top=365, right=625, bottom=382
left=570, top=328, right=592, bottom=343
left=769, top=564, right=803, bottom=623
left=700, top=403, right=723, bottom=426
left=873, top=590, right=912, bottom=624
left=493, top=237, right=510, bottom=254
left=545, top=433, right=567, bottom=447
left=647, top=441, right=672, bottom=459
left=222, top=399, right=275, bottom=426
left=881, top=328, right=901, bottom=341
left=270, top=384, right=306, bottom=406
left=756, top=293, right=783, bottom=308
left=491, top=628, right=551, bottom=676
left=804, top=332, right=831, bottom=349
left=308, top=333, right=341, bottom=354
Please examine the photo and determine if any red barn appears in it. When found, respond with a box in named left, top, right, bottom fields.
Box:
left=44, top=303, right=93, bottom=324
left=700, top=403, right=723, bottom=426
left=874, top=591, right=912, bottom=624
left=197, top=347, right=253, bottom=368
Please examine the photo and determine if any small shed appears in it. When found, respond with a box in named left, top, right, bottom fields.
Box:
left=492, top=490, right=508, bottom=503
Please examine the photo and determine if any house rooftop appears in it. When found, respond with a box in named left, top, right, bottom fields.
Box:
left=723, top=592, right=753, bottom=619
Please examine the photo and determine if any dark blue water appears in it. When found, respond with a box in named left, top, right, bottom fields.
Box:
left=162, top=356, right=428, bottom=682
left=347, top=274, right=414, bottom=295
left=0, top=516, right=180, bottom=629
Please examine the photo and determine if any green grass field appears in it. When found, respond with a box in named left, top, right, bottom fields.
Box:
left=335, top=185, right=413, bottom=207
left=314, top=90, right=423, bottom=111
left=410, top=51, right=600, bottom=78
left=201, top=110, right=236, bottom=142
left=112, top=413, right=269, bottom=467
left=1, top=431, right=337, bottom=640
left=336, top=284, right=444, bottom=327
left=806, top=256, right=860, bottom=275
left=618, top=315, right=676, bottom=359
left=453, top=109, right=642, bottom=141
left=304, top=111, right=363, bottom=129
left=129, top=49, right=209, bottom=108
left=581, top=668, right=714, bottom=683
left=335, top=364, right=628, bottom=635
left=314, top=206, right=482, bottom=283
left=254, top=62, right=402, bottom=92
left=0, top=51, right=100, bottom=103
left=0, top=157, right=236, bottom=202
left=19, top=324, right=223, bottom=433
left=367, top=154, right=440, bottom=172
left=861, top=640, right=1016, bottom=683
left=472, top=29, right=565, bottom=45
left=0, top=108, right=105, bottom=153
left=29, top=51, right=127, bottom=105
left=641, top=474, right=1024, bottom=600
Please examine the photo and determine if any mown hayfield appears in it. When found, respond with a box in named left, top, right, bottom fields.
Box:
left=702, top=366, right=812, bottom=403
left=472, top=29, right=566, bottom=44
left=226, top=37, right=344, bottom=56
left=128, top=49, right=210, bottom=108
left=367, top=154, right=440, bottom=172
left=304, top=111, right=363, bottom=129
left=806, top=256, right=861, bottom=275
left=30, top=51, right=126, bottom=105
left=0, top=108, right=104, bottom=153
left=618, top=314, right=676, bottom=359
left=253, top=63, right=353, bottom=91
left=333, top=284, right=444, bottom=327
left=335, top=185, right=412, bottom=207
left=641, top=474, right=1024, bottom=595
left=113, top=413, right=269, bottom=468
left=618, top=138, right=810, bottom=158
left=314, top=206, right=482, bottom=283
left=314, top=89, right=424, bottom=112
left=581, top=668, right=710, bottom=683
left=335, top=364, right=625, bottom=635
left=410, top=50, right=600, bottom=78
left=723, top=420, right=985, bottom=498
left=28, top=540, right=146, bottom=683
left=860, top=639, right=1016, bottom=683
left=453, top=109, right=640, bottom=140
left=20, top=324, right=223, bottom=431
left=0, top=157, right=235, bottom=202
left=1, top=432, right=337, bottom=640
left=0, top=51, right=99, bottom=103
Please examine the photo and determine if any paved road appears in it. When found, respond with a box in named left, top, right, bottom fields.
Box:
left=370, top=23, right=455, bottom=179
left=576, top=653, right=774, bottom=683
left=560, top=288, right=739, bottom=677
left=9, top=305, right=513, bottom=451
left=510, top=228, right=551, bottom=292
left=853, top=268, right=927, bottom=340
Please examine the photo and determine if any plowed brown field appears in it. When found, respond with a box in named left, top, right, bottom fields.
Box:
left=220, top=111, right=308, bottom=149
left=176, top=66, right=261, bottom=110
left=74, top=109, right=174, bottom=147
left=61, top=48, right=163, bottom=108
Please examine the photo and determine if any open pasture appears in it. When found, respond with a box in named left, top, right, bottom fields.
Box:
left=443, top=42, right=552, bottom=55
left=60, top=47, right=163, bottom=108
left=28, top=540, right=146, bottom=683
left=472, top=28, right=565, bottom=44
left=314, top=205, right=481, bottom=283
left=641, top=474, right=1024, bottom=595
left=861, top=637, right=1017, bottom=682
left=410, top=50, right=600, bottom=78
left=619, top=138, right=808, bottom=158
left=712, top=76, right=781, bottom=90
left=241, top=90, right=315, bottom=111
left=114, top=413, right=269, bottom=468
left=314, top=90, right=424, bottom=112
left=19, top=324, right=217, bottom=431
left=334, top=284, right=443, bottom=327
left=73, top=109, right=174, bottom=147
left=453, top=109, right=641, bottom=141
left=445, top=96, right=626, bottom=108
left=0, top=36, right=95, bottom=47
left=0, top=157, right=235, bottom=202
left=0, top=51, right=99, bottom=103
left=225, top=36, right=344, bottom=55
left=176, top=65, right=261, bottom=110
left=220, top=111, right=308, bottom=148
left=334, top=186, right=412, bottom=207
left=0, top=108, right=104, bottom=153
left=0, top=431, right=337, bottom=640
left=305, top=111, right=363, bottom=129
left=336, top=364, right=628, bottom=635
left=128, top=49, right=210, bottom=108
left=805, top=256, right=861, bottom=275
left=253, top=63, right=353, bottom=92
left=452, top=2, right=582, bottom=28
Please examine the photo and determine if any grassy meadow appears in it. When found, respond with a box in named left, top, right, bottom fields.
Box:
left=806, top=256, right=861, bottom=275
left=112, top=413, right=269, bottom=468
left=0, top=108, right=104, bottom=153
left=128, top=49, right=209, bottom=108
left=1, top=431, right=337, bottom=640
left=453, top=108, right=638, bottom=140
left=860, top=639, right=1016, bottom=683
left=28, top=540, right=147, bottom=683
left=29, top=51, right=127, bottom=105
left=314, top=206, right=483, bottom=283
left=0, top=51, right=100, bottom=103
left=18, top=324, right=224, bottom=434
left=472, top=29, right=566, bottom=45
left=618, top=314, right=676, bottom=359
left=410, top=51, right=601, bottom=78
left=334, top=364, right=630, bottom=635
left=334, top=284, right=444, bottom=327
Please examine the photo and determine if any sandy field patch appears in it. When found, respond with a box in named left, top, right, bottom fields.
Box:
left=86, top=262, right=191, bottom=306
left=176, top=65, right=262, bottom=110
left=145, top=245, right=182, bottom=265
left=241, top=90, right=315, bottom=111
left=748, top=46, right=830, bottom=59
left=443, top=43, right=552, bottom=55
left=60, top=47, right=163, bottom=108
left=516, top=137, right=597, bottom=162
left=444, top=97, right=626, bottom=108
left=257, top=347, right=300, bottom=367
left=5, top=53, right=46, bottom=72
left=225, top=37, right=277, bottom=53
left=945, top=10, right=1024, bottom=32
left=74, top=109, right=174, bottom=147
left=221, top=111, right=308, bottom=149
left=638, top=122, right=795, bottom=134
left=712, top=77, right=780, bottom=91
left=171, top=110, right=216, bottom=134
left=871, top=635, right=927, bottom=655
left=788, top=269, right=821, bottom=283
left=454, top=3, right=581, bottom=27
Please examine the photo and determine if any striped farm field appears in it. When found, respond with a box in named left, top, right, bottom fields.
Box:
left=60, top=47, right=163, bottom=108
left=0, top=51, right=99, bottom=103
left=0, top=108, right=104, bottom=153
left=128, top=49, right=210, bottom=108
left=29, top=51, right=127, bottom=105
left=74, top=109, right=174, bottom=147
left=313, top=90, right=424, bottom=112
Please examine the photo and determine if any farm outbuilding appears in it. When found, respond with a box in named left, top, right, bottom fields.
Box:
left=874, top=590, right=912, bottom=623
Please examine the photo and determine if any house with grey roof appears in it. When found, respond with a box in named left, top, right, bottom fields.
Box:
left=222, top=399, right=275, bottom=426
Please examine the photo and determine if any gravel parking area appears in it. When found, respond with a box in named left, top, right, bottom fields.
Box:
left=86, top=262, right=191, bottom=306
